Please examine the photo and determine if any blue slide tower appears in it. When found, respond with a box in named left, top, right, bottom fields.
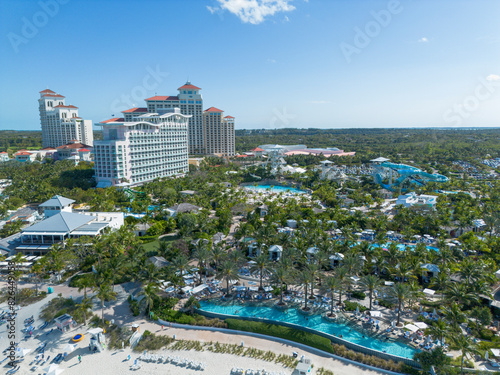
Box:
left=371, top=157, right=448, bottom=191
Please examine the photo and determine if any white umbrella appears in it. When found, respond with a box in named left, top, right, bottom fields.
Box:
left=414, top=322, right=428, bottom=329
left=433, top=308, right=437, bottom=315
left=16, top=347, right=32, bottom=357
left=63, top=343, right=77, bottom=354
left=405, top=324, right=419, bottom=333
left=43, top=364, right=60, bottom=373
left=486, top=351, right=489, bottom=360
left=356, top=306, right=359, bottom=314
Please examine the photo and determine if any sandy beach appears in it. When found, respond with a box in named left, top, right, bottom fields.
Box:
left=0, top=280, right=389, bottom=375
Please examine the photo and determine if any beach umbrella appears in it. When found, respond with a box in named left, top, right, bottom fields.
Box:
left=433, top=308, right=437, bottom=315
left=16, top=347, right=31, bottom=357
left=419, top=305, right=423, bottom=313
left=43, top=364, right=60, bottom=374
left=392, top=321, right=396, bottom=328
left=63, top=343, right=77, bottom=354
left=356, top=306, right=359, bottom=314
left=486, top=351, right=489, bottom=360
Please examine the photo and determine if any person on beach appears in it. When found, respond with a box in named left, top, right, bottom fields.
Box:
left=78, top=355, right=81, bottom=363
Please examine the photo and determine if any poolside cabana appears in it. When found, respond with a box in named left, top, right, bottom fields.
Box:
left=414, top=322, right=428, bottom=330
left=329, top=252, right=344, bottom=268
left=306, top=247, right=319, bottom=263
left=268, top=245, right=283, bottom=261
left=404, top=324, right=419, bottom=333
left=421, top=263, right=440, bottom=282
left=423, top=288, right=436, bottom=298
left=191, top=284, right=208, bottom=295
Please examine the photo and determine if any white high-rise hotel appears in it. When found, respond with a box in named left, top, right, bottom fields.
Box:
left=38, top=89, right=93, bottom=148
left=94, top=108, right=190, bottom=187
left=94, top=81, right=234, bottom=187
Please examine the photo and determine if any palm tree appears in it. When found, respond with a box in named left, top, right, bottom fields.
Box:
left=216, top=261, right=240, bottom=293
left=250, top=253, right=273, bottom=290
left=75, top=274, right=94, bottom=300
left=429, top=319, right=448, bottom=343
left=270, top=264, right=292, bottom=306
left=211, top=244, right=226, bottom=271
left=445, top=282, right=479, bottom=306
left=139, top=282, right=159, bottom=317
left=386, top=282, right=410, bottom=326
left=441, top=302, right=466, bottom=331
left=171, top=254, right=190, bottom=293
left=452, top=333, right=481, bottom=375
left=335, top=266, right=351, bottom=306
left=296, top=269, right=314, bottom=311
left=31, top=257, right=48, bottom=296
left=76, top=297, right=93, bottom=326
left=192, top=242, right=210, bottom=283
left=320, top=276, right=340, bottom=317
left=360, top=274, right=383, bottom=310
left=93, top=283, right=117, bottom=327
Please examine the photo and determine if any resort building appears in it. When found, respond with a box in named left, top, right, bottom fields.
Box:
left=145, top=81, right=204, bottom=154
left=16, top=195, right=124, bottom=255
left=94, top=108, right=190, bottom=187
left=13, top=148, right=57, bottom=162
left=0, top=152, right=10, bottom=162
left=203, top=107, right=235, bottom=157
left=396, top=193, right=438, bottom=209
left=55, top=140, right=92, bottom=164
left=143, top=81, right=235, bottom=155
left=38, top=89, right=93, bottom=148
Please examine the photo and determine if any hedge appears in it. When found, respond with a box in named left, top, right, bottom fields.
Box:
left=226, top=319, right=334, bottom=354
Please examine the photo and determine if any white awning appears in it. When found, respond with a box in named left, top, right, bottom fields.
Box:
left=384, top=281, right=394, bottom=286
left=370, top=311, right=382, bottom=317
left=404, top=324, right=419, bottom=332
left=414, top=322, right=428, bottom=329
left=191, top=284, right=208, bottom=294
left=492, top=349, right=500, bottom=357
left=423, top=288, right=435, bottom=296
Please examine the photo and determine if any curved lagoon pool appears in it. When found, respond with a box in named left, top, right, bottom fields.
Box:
left=199, top=301, right=417, bottom=359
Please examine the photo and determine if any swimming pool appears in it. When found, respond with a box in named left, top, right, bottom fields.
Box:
left=243, top=185, right=307, bottom=194
left=366, top=243, right=439, bottom=252
left=199, top=301, right=417, bottom=359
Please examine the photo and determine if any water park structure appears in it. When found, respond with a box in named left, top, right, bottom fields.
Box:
left=371, top=157, right=448, bottom=191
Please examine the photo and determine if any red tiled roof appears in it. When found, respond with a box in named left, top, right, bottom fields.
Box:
left=178, top=84, right=201, bottom=90
left=204, top=107, right=223, bottom=113
left=42, top=147, right=57, bottom=150
left=122, top=107, right=148, bottom=113
left=224, top=115, right=235, bottom=119
left=0, top=152, right=8, bottom=154
left=251, top=147, right=264, bottom=152
left=42, top=93, right=65, bottom=98
left=54, top=104, right=78, bottom=109
left=79, top=148, right=91, bottom=152
left=16, top=152, right=31, bottom=156
left=57, top=142, right=91, bottom=150
left=145, top=95, right=179, bottom=101
left=236, top=154, right=248, bottom=158
left=40, top=89, right=55, bottom=93
left=101, top=118, right=124, bottom=123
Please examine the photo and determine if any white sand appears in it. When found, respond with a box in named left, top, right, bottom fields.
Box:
left=0, top=281, right=387, bottom=375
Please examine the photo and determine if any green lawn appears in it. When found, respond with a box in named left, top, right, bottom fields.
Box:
left=141, top=235, right=179, bottom=252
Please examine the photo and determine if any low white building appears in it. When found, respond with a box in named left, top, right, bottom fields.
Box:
left=16, top=195, right=123, bottom=255
left=396, top=193, right=438, bottom=209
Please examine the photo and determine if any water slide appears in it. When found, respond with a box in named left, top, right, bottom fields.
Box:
left=374, top=162, right=448, bottom=190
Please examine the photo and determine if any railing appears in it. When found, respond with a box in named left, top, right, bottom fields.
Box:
left=196, top=308, right=421, bottom=369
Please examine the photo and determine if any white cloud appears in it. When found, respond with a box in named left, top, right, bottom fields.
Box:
left=486, top=74, right=500, bottom=82
left=213, top=0, right=296, bottom=25
left=206, top=6, right=216, bottom=14
left=417, top=37, right=429, bottom=43
left=283, top=15, right=290, bottom=22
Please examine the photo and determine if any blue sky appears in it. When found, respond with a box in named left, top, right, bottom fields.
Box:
left=0, top=0, right=499, bottom=130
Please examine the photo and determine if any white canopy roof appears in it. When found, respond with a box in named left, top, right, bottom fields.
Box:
left=370, top=311, right=382, bottom=317
left=404, top=324, right=419, bottom=332
left=414, top=322, right=428, bottom=329
left=191, top=284, right=208, bottom=294
left=492, top=348, right=500, bottom=357
left=423, top=288, right=435, bottom=296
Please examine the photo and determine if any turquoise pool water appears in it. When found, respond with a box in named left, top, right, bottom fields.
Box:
left=199, top=301, right=417, bottom=359
left=366, top=242, right=439, bottom=252
left=243, top=185, right=307, bottom=194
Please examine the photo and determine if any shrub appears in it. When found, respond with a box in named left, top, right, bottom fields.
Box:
left=344, top=301, right=367, bottom=312
left=377, top=299, right=395, bottom=309
left=479, top=328, right=495, bottom=341
left=133, top=332, right=174, bottom=352
left=350, top=291, right=366, bottom=300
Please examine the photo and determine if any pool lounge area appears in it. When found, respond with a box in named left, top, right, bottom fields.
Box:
left=198, top=301, right=418, bottom=360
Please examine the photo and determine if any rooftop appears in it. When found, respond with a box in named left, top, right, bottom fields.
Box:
left=122, top=107, right=148, bottom=113
left=204, top=107, right=223, bottom=113
left=145, top=95, right=179, bottom=101
left=22, top=211, right=94, bottom=234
